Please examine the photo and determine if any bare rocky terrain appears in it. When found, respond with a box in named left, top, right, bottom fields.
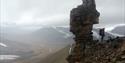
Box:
left=13, top=37, right=125, bottom=63
left=0, top=25, right=124, bottom=63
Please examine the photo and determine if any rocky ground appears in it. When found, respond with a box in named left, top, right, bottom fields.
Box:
left=78, top=37, right=125, bottom=63
left=2, top=37, right=123, bottom=63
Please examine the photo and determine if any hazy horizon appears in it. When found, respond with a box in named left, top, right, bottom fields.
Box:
left=0, top=0, right=125, bottom=30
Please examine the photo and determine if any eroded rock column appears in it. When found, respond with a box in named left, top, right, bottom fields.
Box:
left=67, top=0, right=100, bottom=63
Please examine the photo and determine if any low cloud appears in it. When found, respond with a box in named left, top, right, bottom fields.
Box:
left=1, top=0, right=124, bottom=28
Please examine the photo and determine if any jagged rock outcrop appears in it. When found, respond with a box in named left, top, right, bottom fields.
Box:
left=67, top=0, right=125, bottom=63
left=77, top=37, right=125, bottom=63
left=67, top=0, right=100, bottom=63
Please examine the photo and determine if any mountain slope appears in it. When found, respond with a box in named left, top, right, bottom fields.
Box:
left=38, top=46, right=69, bottom=63
left=0, top=37, right=32, bottom=55
left=32, top=27, right=74, bottom=45
left=93, top=28, right=115, bottom=40
left=15, top=37, right=125, bottom=63
left=14, top=46, right=69, bottom=63
left=32, top=26, right=121, bottom=44
left=0, top=36, right=34, bottom=63
left=111, top=25, right=125, bottom=36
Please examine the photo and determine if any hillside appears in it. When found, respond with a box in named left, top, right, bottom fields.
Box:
left=67, top=37, right=125, bottom=63
left=1, top=25, right=124, bottom=63
left=14, top=37, right=125, bottom=63
left=32, top=26, right=74, bottom=46
left=0, top=37, right=33, bottom=63
left=0, top=37, right=31, bottom=55
left=14, top=46, right=69, bottom=63
left=111, top=25, right=125, bottom=36
left=32, top=26, right=121, bottom=43
left=37, top=46, right=69, bottom=63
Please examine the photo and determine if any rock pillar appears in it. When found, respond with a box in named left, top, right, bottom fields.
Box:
left=67, top=0, right=100, bottom=63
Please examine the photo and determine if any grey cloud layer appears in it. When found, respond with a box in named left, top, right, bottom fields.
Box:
left=1, top=0, right=125, bottom=27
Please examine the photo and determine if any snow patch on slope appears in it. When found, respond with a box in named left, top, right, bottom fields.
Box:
left=0, top=43, right=8, bottom=47
left=0, top=55, right=20, bottom=60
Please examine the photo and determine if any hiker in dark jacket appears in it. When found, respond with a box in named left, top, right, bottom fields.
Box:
left=99, top=28, right=105, bottom=41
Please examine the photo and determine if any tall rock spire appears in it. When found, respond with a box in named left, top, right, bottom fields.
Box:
left=67, top=0, right=100, bottom=63
left=82, top=0, right=96, bottom=8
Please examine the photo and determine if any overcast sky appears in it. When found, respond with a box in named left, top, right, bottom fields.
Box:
left=0, top=0, right=125, bottom=28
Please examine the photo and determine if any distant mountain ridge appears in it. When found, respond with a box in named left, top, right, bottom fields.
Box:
left=32, top=26, right=74, bottom=45
left=33, top=25, right=121, bottom=42
left=111, top=25, right=125, bottom=36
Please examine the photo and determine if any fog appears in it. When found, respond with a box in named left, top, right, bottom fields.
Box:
left=0, top=0, right=125, bottom=30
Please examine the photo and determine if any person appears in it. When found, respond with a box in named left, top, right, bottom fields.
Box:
left=99, top=28, right=105, bottom=41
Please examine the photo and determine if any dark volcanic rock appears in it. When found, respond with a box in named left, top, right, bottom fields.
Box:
left=70, top=0, right=100, bottom=41
left=79, top=37, right=125, bottom=63
left=67, top=0, right=100, bottom=63
left=67, top=0, right=125, bottom=63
